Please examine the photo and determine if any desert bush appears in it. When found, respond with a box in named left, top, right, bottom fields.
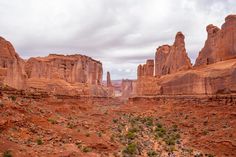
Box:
left=82, top=146, right=92, bottom=153
left=36, top=138, right=43, bottom=145
left=126, top=131, right=136, bottom=140
left=147, top=150, right=158, bottom=156
left=113, top=119, right=118, bottom=123
left=123, top=143, right=137, bottom=155
left=3, top=150, right=12, bottom=157
left=8, top=95, right=16, bottom=101
left=47, top=118, right=58, bottom=124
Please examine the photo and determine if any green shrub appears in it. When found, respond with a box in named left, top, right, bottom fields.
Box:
left=8, top=95, right=16, bottom=101
left=3, top=150, right=12, bottom=157
left=36, top=138, right=43, bottom=145
left=47, top=118, right=58, bottom=124
left=67, top=123, right=75, bottom=129
left=113, top=119, right=118, bottom=123
left=147, top=150, right=158, bottom=156
left=205, top=154, right=215, bottom=157
left=126, top=131, right=136, bottom=140
left=155, top=127, right=166, bottom=138
left=156, top=123, right=162, bottom=128
left=164, top=137, right=175, bottom=145
left=82, top=146, right=92, bottom=153
left=123, top=143, right=137, bottom=155
left=97, top=132, right=102, bottom=137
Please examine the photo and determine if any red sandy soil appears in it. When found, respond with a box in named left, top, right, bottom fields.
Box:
left=0, top=92, right=235, bottom=157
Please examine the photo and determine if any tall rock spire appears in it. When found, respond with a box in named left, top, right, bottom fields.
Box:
left=155, top=32, right=192, bottom=76
left=195, top=14, right=236, bottom=66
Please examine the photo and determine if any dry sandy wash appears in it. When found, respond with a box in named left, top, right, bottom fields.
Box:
left=0, top=15, right=236, bottom=157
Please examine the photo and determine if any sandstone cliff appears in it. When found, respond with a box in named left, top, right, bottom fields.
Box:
left=137, top=59, right=154, bottom=79
left=0, top=36, right=26, bottom=89
left=24, top=54, right=108, bottom=96
left=25, top=54, right=102, bottom=85
left=135, top=15, right=236, bottom=96
left=195, top=15, right=236, bottom=66
left=121, top=79, right=137, bottom=98
left=155, top=32, right=192, bottom=76
left=136, top=59, right=236, bottom=96
left=0, top=36, right=111, bottom=96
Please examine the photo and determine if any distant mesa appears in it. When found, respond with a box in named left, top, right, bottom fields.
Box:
left=0, top=37, right=112, bottom=97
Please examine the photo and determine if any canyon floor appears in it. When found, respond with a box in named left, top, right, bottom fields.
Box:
left=0, top=89, right=235, bottom=157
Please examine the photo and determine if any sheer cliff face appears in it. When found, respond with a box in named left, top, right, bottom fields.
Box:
left=195, top=15, right=236, bottom=66
left=25, top=54, right=103, bottom=85
left=155, top=32, right=192, bottom=76
left=0, top=36, right=105, bottom=96
left=135, top=15, right=236, bottom=96
left=121, top=79, right=136, bottom=98
left=137, top=59, right=154, bottom=79
left=0, top=37, right=26, bottom=89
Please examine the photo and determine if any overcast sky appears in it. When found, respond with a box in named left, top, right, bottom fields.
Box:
left=0, top=0, right=235, bottom=80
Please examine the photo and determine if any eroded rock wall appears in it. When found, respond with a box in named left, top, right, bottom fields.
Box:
left=25, top=54, right=102, bottom=85
left=195, top=15, right=236, bottom=66
left=121, top=79, right=137, bottom=98
left=135, top=15, right=236, bottom=96
left=155, top=32, right=192, bottom=76
left=0, top=37, right=26, bottom=89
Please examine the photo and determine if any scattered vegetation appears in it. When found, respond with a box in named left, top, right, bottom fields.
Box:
left=110, top=114, right=187, bottom=156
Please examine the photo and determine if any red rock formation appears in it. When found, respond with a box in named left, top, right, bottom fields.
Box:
left=106, top=71, right=114, bottom=97
left=25, top=54, right=102, bottom=85
left=137, top=59, right=154, bottom=79
left=0, top=36, right=26, bottom=89
left=195, top=14, right=236, bottom=66
left=136, top=59, right=236, bottom=95
left=155, top=32, right=192, bottom=76
left=0, top=36, right=111, bottom=96
left=24, top=54, right=108, bottom=96
left=137, top=64, right=143, bottom=80
left=121, top=79, right=136, bottom=98
left=135, top=15, right=236, bottom=96
left=106, top=71, right=112, bottom=87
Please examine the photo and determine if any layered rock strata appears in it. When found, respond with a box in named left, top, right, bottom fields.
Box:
left=135, top=15, right=236, bottom=96
left=195, top=15, right=236, bottom=66
left=155, top=32, right=192, bottom=76
left=0, top=37, right=26, bottom=89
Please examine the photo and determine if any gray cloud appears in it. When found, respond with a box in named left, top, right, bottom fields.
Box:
left=0, top=0, right=235, bottom=80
